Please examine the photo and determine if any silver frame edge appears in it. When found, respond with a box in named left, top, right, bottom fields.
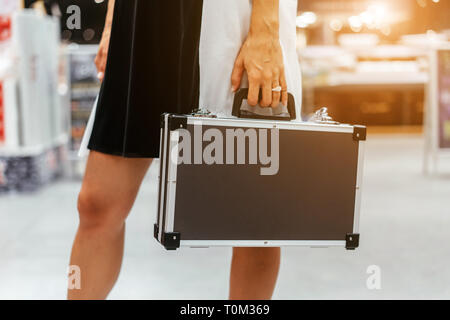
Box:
left=353, top=141, right=365, bottom=233
left=181, top=240, right=346, bottom=247
left=157, top=114, right=169, bottom=242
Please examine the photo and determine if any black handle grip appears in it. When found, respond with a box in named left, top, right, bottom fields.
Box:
left=232, top=88, right=296, bottom=121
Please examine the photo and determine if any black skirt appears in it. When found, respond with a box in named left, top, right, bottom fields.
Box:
left=88, top=0, right=203, bottom=158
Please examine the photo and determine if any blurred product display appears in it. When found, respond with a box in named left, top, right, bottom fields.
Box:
left=0, top=1, right=106, bottom=193
left=67, top=45, right=100, bottom=177
left=300, top=43, right=429, bottom=125
left=13, top=11, right=66, bottom=147
left=0, top=9, right=69, bottom=193
left=0, top=3, right=16, bottom=148
left=297, top=0, right=450, bottom=127
left=0, top=144, right=66, bottom=193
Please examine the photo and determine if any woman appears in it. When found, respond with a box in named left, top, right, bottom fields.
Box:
left=68, top=0, right=302, bottom=300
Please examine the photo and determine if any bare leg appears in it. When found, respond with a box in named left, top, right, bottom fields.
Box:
left=229, top=247, right=281, bottom=300
left=68, top=151, right=152, bottom=300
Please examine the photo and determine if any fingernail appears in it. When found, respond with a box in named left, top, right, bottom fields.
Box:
left=97, top=72, right=104, bottom=80
left=231, top=86, right=235, bottom=92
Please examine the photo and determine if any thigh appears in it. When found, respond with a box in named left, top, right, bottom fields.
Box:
left=79, top=151, right=153, bottom=222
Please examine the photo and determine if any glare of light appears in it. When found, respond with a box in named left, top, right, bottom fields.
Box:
left=360, top=11, right=375, bottom=26
left=367, top=3, right=387, bottom=27
left=432, top=0, right=440, bottom=3
left=367, top=3, right=386, bottom=17
left=356, top=3, right=392, bottom=32
left=303, top=12, right=317, bottom=24
left=329, top=19, right=343, bottom=32
left=348, top=15, right=363, bottom=32
left=296, top=16, right=308, bottom=28
left=296, top=11, right=317, bottom=28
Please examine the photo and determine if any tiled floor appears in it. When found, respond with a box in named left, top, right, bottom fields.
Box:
left=1, top=134, right=450, bottom=299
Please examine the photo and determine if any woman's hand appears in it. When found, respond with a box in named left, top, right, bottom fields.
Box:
left=231, top=0, right=287, bottom=108
left=95, top=0, right=115, bottom=82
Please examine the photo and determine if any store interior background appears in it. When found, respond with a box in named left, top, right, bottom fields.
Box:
left=1, top=0, right=450, bottom=299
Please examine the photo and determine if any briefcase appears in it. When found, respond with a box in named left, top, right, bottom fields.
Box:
left=154, top=90, right=366, bottom=250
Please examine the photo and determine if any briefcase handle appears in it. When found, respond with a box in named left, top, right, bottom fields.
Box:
left=232, top=88, right=296, bottom=121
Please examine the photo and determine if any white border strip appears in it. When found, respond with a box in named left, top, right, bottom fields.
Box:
left=187, top=117, right=354, bottom=134
left=181, top=240, right=346, bottom=247
left=353, top=141, right=365, bottom=233
left=164, top=131, right=180, bottom=233
left=158, top=115, right=169, bottom=242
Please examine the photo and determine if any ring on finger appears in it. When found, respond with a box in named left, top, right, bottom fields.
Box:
left=272, top=86, right=282, bottom=92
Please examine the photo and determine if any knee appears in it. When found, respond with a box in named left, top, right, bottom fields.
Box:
left=77, top=188, right=128, bottom=231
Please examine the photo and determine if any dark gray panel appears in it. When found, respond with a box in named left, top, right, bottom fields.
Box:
left=173, top=124, right=358, bottom=241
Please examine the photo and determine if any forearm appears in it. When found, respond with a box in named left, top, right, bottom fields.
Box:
left=95, top=0, right=115, bottom=80
left=231, top=0, right=286, bottom=106
left=249, top=0, right=280, bottom=39
left=102, top=0, right=115, bottom=37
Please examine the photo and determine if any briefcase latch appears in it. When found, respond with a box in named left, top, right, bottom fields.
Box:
left=310, top=107, right=339, bottom=124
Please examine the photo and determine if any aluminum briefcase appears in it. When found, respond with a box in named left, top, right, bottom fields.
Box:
left=155, top=91, right=366, bottom=250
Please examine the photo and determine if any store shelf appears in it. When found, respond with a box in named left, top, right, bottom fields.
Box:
left=325, top=71, right=429, bottom=87
left=0, top=134, right=68, bottom=157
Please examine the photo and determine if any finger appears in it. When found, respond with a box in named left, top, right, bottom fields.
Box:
left=261, top=71, right=272, bottom=107
left=94, top=53, right=101, bottom=72
left=280, top=72, right=288, bottom=107
left=271, top=70, right=281, bottom=108
left=231, top=55, right=244, bottom=92
left=247, top=71, right=261, bottom=106
left=99, top=58, right=107, bottom=75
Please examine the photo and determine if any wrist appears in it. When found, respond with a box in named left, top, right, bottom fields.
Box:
left=249, top=0, right=279, bottom=38
left=249, top=20, right=279, bottom=39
